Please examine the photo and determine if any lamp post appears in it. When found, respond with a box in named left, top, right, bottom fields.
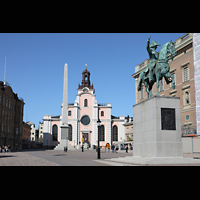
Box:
left=97, top=119, right=101, bottom=159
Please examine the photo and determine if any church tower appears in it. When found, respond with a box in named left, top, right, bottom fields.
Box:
left=78, top=66, right=94, bottom=91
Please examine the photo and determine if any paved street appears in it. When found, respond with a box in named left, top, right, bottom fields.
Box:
left=0, top=149, right=132, bottom=166
left=1, top=149, right=200, bottom=166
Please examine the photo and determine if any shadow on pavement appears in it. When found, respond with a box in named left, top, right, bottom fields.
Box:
left=0, top=155, right=17, bottom=158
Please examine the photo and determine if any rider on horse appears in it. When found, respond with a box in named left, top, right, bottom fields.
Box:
left=144, top=36, right=160, bottom=83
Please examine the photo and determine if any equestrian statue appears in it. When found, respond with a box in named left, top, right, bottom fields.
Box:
left=137, top=36, right=177, bottom=98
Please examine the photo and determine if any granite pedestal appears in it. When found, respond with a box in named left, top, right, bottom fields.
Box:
left=133, top=96, right=183, bottom=157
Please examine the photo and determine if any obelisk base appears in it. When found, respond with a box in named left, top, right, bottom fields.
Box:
left=54, top=126, right=69, bottom=150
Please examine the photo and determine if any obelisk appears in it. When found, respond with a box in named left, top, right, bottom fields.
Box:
left=55, top=63, right=69, bottom=150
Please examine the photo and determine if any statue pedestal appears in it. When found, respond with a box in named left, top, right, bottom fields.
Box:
left=133, top=96, right=183, bottom=157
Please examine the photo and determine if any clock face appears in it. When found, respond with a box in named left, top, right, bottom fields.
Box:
left=81, top=115, right=90, bottom=126
left=83, top=87, right=89, bottom=92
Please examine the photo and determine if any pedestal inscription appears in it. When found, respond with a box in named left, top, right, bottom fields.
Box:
left=61, top=126, right=68, bottom=140
left=161, top=108, right=176, bottom=130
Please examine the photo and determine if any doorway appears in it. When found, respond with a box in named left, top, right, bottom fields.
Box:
left=82, top=133, right=89, bottom=144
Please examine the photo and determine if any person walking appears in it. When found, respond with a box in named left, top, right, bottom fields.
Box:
left=125, top=145, right=128, bottom=153
left=111, top=143, right=115, bottom=153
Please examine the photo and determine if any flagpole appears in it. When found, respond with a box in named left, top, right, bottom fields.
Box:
left=4, top=56, right=6, bottom=85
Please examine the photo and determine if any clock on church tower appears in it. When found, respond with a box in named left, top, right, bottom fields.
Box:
left=83, top=87, right=89, bottom=93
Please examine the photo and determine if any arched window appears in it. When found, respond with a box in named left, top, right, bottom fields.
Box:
left=68, top=110, right=71, bottom=116
left=68, top=124, right=72, bottom=141
left=52, top=124, right=58, bottom=141
left=84, top=99, right=88, bottom=107
left=100, top=125, right=105, bottom=141
left=101, top=111, right=104, bottom=116
left=112, top=125, right=118, bottom=141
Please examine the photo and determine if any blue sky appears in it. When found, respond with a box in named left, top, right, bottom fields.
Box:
left=0, top=33, right=185, bottom=127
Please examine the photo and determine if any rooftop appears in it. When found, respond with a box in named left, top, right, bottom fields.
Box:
left=0, top=81, right=24, bottom=102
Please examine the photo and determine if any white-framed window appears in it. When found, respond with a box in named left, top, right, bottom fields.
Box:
left=181, top=62, right=190, bottom=82
left=184, top=66, right=189, bottom=82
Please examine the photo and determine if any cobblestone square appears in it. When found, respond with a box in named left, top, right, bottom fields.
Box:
left=1, top=149, right=200, bottom=166
left=0, top=150, right=132, bottom=166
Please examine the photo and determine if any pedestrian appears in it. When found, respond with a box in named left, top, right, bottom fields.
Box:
left=125, top=145, right=128, bottom=153
left=111, top=143, right=115, bottom=153
left=115, top=144, right=119, bottom=153
left=8, top=145, right=11, bottom=152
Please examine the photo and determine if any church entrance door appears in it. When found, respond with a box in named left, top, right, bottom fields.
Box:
left=83, top=133, right=89, bottom=144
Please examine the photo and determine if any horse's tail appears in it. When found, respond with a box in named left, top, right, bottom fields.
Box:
left=137, top=72, right=143, bottom=91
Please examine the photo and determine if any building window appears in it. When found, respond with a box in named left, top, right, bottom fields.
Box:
left=186, top=115, right=190, bottom=121
left=100, top=125, right=105, bottom=141
left=184, top=67, right=189, bottom=82
left=52, top=124, right=58, bottom=141
left=181, top=62, right=190, bottom=82
left=101, top=111, right=104, bottom=117
left=84, top=99, right=88, bottom=107
left=112, top=125, right=118, bottom=141
left=68, top=124, right=72, bottom=141
left=68, top=110, right=71, bottom=116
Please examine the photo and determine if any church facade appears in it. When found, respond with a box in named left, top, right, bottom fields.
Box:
left=43, top=67, right=126, bottom=149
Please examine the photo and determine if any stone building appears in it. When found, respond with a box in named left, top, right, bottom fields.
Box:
left=22, top=122, right=31, bottom=143
left=38, top=121, right=43, bottom=142
left=26, top=121, right=36, bottom=142
left=0, top=81, right=24, bottom=149
left=22, top=122, right=31, bottom=148
left=132, top=33, right=196, bottom=136
left=123, top=116, right=133, bottom=141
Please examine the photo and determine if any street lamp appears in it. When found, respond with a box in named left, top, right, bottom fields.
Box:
left=97, top=119, right=101, bottom=159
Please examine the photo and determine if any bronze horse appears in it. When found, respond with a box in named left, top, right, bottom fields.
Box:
left=137, top=40, right=177, bottom=98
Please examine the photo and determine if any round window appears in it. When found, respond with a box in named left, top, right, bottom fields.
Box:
left=81, top=115, right=91, bottom=126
